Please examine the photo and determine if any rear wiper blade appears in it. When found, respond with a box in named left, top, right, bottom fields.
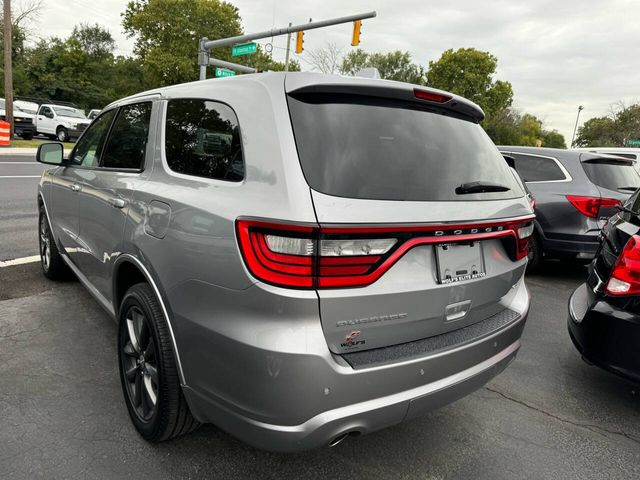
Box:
left=455, top=181, right=511, bottom=194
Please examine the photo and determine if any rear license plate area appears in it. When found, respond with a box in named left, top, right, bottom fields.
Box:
left=435, top=242, right=485, bottom=284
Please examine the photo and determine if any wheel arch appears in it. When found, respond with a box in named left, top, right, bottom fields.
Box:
left=112, top=254, right=187, bottom=385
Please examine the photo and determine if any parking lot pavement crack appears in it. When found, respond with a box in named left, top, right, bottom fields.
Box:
left=485, top=386, right=640, bottom=445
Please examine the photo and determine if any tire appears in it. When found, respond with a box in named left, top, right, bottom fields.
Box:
left=56, top=127, right=68, bottom=142
left=526, top=231, right=543, bottom=273
left=38, top=205, right=70, bottom=280
left=47, top=134, right=57, bottom=140
left=118, top=283, right=199, bottom=442
left=21, top=131, right=34, bottom=140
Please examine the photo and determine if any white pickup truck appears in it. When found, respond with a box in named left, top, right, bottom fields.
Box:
left=35, top=104, right=92, bottom=142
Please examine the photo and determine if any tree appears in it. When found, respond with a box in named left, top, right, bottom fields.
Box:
left=426, top=48, right=513, bottom=116
left=542, top=130, right=567, bottom=149
left=574, top=103, right=640, bottom=147
left=123, top=0, right=243, bottom=87
left=307, top=42, right=343, bottom=74
left=340, top=49, right=425, bottom=84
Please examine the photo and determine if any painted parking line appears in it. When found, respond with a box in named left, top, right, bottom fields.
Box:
left=0, top=255, right=40, bottom=268
left=0, top=175, right=41, bottom=178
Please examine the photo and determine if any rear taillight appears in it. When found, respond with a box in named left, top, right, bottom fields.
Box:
left=606, top=234, right=640, bottom=296
left=237, top=218, right=535, bottom=289
left=566, top=195, right=621, bottom=218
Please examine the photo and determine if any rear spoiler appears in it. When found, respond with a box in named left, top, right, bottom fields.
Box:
left=286, top=78, right=484, bottom=122
left=580, top=153, right=635, bottom=166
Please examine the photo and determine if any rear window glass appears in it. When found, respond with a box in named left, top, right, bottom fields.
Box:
left=287, top=93, right=523, bottom=201
left=512, top=154, right=566, bottom=182
left=581, top=158, right=640, bottom=192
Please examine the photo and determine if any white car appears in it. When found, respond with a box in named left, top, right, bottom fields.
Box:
left=35, top=104, right=92, bottom=142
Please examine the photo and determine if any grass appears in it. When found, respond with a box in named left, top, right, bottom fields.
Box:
left=9, top=139, right=75, bottom=149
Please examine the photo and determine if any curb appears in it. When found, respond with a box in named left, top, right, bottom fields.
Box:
left=0, top=148, right=39, bottom=155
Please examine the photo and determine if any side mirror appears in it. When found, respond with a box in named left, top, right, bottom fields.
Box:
left=46, top=112, right=55, bottom=119
left=36, top=142, right=66, bottom=166
left=502, top=154, right=516, bottom=169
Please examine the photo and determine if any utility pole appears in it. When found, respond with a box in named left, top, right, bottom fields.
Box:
left=571, top=105, right=584, bottom=148
left=3, top=0, right=13, bottom=139
left=284, top=22, right=292, bottom=72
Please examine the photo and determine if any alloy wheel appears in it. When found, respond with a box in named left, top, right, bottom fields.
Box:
left=39, top=215, right=51, bottom=271
left=121, top=306, right=159, bottom=422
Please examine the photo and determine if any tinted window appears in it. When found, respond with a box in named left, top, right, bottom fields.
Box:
left=71, top=109, right=117, bottom=167
left=165, top=99, right=244, bottom=181
left=582, top=158, right=640, bottom=192
left=287, top=93, right=522, bottom=201
left=101, top=103, right=152, bottom=170
left=512, top=154, right=566, bottom=182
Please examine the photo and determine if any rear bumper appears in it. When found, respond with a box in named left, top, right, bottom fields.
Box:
left=568, top=283, right=640, bottom=383
left=183, top=337, right=522, bottom=451
left=178, top=280, right=529, bottom=452
left=542, top=235, right=599, bottom=259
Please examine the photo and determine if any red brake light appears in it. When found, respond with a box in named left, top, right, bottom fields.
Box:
left=413, top=88, right=451, bottom=103
left=236, top=217, right=535, bottom=289
left=606, top=234, right=640, bottom=296
left=566, top=195, right=621, bottom=218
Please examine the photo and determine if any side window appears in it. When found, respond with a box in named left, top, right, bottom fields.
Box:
left=513, top=154, right=566, bottom=182
left=71, top=109, right=117, bottom=167
left=101, top=102, right=152, bottom=170
left=165, top=99, right=244, bottom=181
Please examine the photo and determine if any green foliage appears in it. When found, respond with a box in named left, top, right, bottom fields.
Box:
left=483, top=108, right=566, bottom=148
left=427, top=48, right=513, bottom=116
left=340, top=49, right=426, bottom=85
left=122, top=0, right=243, bottom=87
left=574, top=105, right=640, bottom=147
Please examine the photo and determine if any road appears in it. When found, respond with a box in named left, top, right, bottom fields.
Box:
left=0, top=261, right=639, bottom=479
left=0, top=154, right=46, bottom=261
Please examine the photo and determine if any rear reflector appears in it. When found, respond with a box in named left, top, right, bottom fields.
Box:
left=237, top=217, right=535, bottom=289
left=413, top=88, right=452, bottom=103
left=606, top=234, right=640, bottom=296
left=566, top=195, right=621, bottom=218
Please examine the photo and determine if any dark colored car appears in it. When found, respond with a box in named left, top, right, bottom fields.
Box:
left=499, top=147, right=640, bottom=270
left=568, top=189, right=640, bottom=383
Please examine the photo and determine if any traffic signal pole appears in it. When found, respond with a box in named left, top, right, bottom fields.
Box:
left=199, top=11, right=376, bottom=80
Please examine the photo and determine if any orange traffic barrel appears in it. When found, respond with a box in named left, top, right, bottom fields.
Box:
left=0, top=120, right=9, bottom=146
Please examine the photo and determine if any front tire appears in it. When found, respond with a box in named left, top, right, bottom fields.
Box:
left=118, top=283, right=199, bottom=441
left=39, top=205, right=70, bottom=280
left=56, top=127, right=68, bottom=142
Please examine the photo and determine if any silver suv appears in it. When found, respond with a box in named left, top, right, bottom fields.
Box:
left=36, top=72, right=534, bottom=451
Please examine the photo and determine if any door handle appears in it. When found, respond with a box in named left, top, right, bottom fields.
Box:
left=109, top=197, right=127, bottom=209
left=70, top=183, right=81, bottom=192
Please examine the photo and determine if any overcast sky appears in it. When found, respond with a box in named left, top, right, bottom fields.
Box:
left=38, top=0, right=640, bottom=142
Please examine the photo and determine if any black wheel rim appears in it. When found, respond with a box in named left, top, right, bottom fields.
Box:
left=121, top=305, right=159, bottom=422
left=39, top=214, right=51, bottom=271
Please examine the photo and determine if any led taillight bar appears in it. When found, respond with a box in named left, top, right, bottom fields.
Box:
left=236, top=217, right=535, bottom=289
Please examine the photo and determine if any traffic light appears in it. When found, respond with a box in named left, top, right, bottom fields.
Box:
left=295, top=31, right=304, bottom=54
left=351, top=20, right=362, bottom=46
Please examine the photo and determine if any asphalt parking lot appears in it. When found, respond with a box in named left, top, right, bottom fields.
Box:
left=1, top=259, right=639, bottom=479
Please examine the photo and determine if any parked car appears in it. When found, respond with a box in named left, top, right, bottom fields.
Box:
left=0, top=98, right=37, bottom=139
left=35, top=103, right=92, bottom=142
left=498, top=147, right=640, bottom=270
left=36, top=72, right=534, bottom=451
left=87, top=109, right=101, bottom=120
left=568, top=189, right=640, bottom=383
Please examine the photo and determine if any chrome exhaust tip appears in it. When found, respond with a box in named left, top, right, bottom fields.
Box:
left=328, top=432, right=351, bottom=448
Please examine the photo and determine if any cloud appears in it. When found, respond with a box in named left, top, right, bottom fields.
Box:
left=36, top=0, right=640, bottom=142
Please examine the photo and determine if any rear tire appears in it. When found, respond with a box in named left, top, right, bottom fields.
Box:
left=38, top=205, right=70, bottom=280
left=118, top=283, right=199, bottom=442
left=526, top=232, right=543, bottom=273
left=56, top=127, right=68, bottom=142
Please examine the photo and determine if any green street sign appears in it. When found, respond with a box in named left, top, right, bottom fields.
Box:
left=232, top=42, right=257, bottom=57
left=627, top=139, right=640, bottom=147
left=215, top=68, right=236, bottom=78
